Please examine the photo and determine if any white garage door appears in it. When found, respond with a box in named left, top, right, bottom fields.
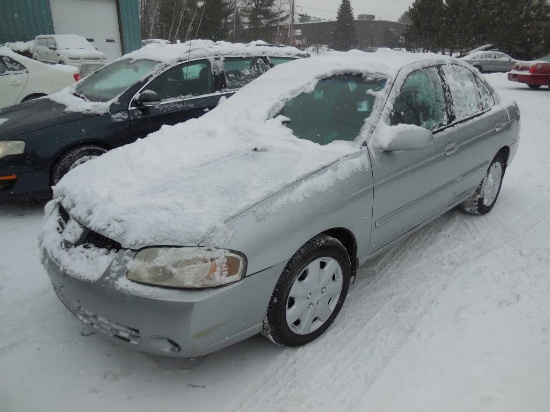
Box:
left=50, top=0, right=122, bottom=62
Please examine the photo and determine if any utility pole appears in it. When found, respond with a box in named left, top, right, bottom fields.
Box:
left=288, top=0, right=295, bottom=46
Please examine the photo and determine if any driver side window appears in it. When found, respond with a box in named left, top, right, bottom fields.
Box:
left=146, top=60, right=213, bottom=102
left=390, top=67, right=448, bottom=131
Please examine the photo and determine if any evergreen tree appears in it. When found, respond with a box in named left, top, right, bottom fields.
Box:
left=405, top=0, right=447, bottom=52
left=195, top=0, right=233, bottom=40
left=332, top=0, right=357, bottom=51
left=242, top=0, right=285, bottom=41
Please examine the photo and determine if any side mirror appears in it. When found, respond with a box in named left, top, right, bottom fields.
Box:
left=48, top=45, right=57, bottom=51
left=136, top=90, right=161, bottom=107
left=378, top=124, right=433, bottom=151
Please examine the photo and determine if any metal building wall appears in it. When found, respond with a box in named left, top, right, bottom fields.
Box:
left=117, top=0, right=141, bottom=54
left=0, top=0, right=54, bottom=44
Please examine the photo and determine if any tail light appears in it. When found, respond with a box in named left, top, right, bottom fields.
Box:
left=73, top=73, right=81, bottom=82
left=529, top=64, right=537, bottom=74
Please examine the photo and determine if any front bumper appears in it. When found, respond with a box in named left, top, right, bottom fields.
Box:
left=0, top=170, right=51, bottom=200
left=43, top=246, right=285, bottom=358
left=508, top=71, right=549, bottom=86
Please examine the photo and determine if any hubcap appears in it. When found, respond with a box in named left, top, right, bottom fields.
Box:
left=69, top=155, right=98, bottom=171
left=286, top=257, right=343, bottom=335
left=482, top=161, right=503, bottom=206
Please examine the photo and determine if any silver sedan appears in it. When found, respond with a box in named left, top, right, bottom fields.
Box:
left=40, top=52, right=520, bottom=357
left=462, top=50, right=516, bottom=73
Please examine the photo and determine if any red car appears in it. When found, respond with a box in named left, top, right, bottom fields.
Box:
left=508, top=54, right=550, bottom=89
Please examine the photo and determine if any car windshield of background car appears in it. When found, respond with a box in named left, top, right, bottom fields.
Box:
left=278, top=74, right=387, bottom=145
left=56, top=37, right=95, bottom=50
left=74, top=59, right=160, bottom=102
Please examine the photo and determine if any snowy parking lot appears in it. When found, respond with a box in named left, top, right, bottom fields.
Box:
left=1, top=73, right=550, bottom=412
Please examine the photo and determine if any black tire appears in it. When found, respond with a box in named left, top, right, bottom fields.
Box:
left=474, top=65, right=483, bottom=73
left=461, top=154, right=506, bottom=215
left=51, top=145, right=107, bottom=186
left=262, top=235, right=351, bottom=347
left=528, top=84, right=541, bottom=89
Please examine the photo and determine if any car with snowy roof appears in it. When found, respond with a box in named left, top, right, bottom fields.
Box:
left=0, top=40, right=306, bottom=200
left=461, top=50, right=516, bottom=73
left=40, top=50, right=520, bottom=358
left=0, top=47, right=79, bottom=109
left=33, top=35, right=108, bottom=77
left=508, top=54, right=550, bottom=89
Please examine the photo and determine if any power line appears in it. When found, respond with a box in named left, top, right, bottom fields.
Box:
left=296, top=5, right=337, bottom=14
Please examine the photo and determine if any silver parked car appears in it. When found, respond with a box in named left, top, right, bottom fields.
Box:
left=39, top=52, right=520, bottom=357
left=462, top=50, right=516, bottom=73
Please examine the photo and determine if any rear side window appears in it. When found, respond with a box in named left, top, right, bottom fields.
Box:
left=269, top=57, right=296, bottom=66
left=390, top=67, right=448, bottom=131
left=36, top=38, right=47, bottom=47
left=442, top=65, right=482, bottom=120
left=2, top=57, right=25, bottom=72
left=476, top=77, right=496, bottom=110
left=223, top=57, right=270, bottom=89
left=47, top=38, right=56, bottom=48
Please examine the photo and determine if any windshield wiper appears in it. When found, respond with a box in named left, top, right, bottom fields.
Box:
left=73, top=91, right=89, bottom=101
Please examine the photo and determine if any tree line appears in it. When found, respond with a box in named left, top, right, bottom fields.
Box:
left=140, top=0, right=289, bottom=44
left=402, top=0, right=550, bottom=59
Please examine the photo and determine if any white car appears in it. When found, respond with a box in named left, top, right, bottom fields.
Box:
left=0, top=47, right=79, bottom=109
left=33, top=34, right=107, bottom=76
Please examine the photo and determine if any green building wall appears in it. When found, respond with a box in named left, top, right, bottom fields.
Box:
left=1, top=0, right=141, bottom=55
left=117, top=0, right=141, bottom=54
left=0, top=0, right=54, bottom=44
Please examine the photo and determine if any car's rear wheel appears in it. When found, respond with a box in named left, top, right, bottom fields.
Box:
left=474, top=65, right=483, bottom=72
left=528, top=84, right=541, bottom=89
left=262, top=235, right=351, bottom=347
left=461, top=154, right=505, bottom=215
left=51, top=145, right=107, bottom=186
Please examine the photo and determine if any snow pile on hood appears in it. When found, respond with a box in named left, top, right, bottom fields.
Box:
left=47, top=90, right=111, bottom=115
left=51, top=51, right=450, bottom=249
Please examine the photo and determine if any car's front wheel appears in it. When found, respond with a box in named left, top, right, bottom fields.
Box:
left=528, top=84, right=541, bottom=89
left=51, top=145, right=107, bottom=186
left=461, top=154, right=505, bottom=215
left=262, top=235, right=351, bottom=347
left=474, top=65, right=483, bottom=72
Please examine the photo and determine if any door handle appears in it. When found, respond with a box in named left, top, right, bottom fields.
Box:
left=495, top=121, right=507, bottom=132
left=445, top=143, right=457, bottom=156
left=10, top=79, right=22, bottom=86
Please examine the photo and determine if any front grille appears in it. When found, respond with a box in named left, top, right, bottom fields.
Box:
left=57, top=205, right=121, bottom=252
left=83, top=230, right=121, bottom=252
left=55, top=287, right=141, bottom=345
left=57, top=205, right=70, bottom=232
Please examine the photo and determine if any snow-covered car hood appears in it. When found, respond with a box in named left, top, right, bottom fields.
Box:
left=55, top=118, right=353, bottom=249
left=60, top=48, right=106, bottom=60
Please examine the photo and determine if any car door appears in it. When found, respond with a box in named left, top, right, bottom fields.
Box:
left=134, top=59, right=223, bottom=133
left=368, top=65, right=457, bottom=253
left=439, top=64, right=508, bottom=200
left=0, top=57, right=29, bottom=108
left=45, top=38, right=57, bottom=63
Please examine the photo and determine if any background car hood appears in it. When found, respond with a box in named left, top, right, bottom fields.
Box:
left=60, top=48, right=105, bottom=60
left=0, top=98, right=95, bottom=139
left=55, top=117, right=355, bottom=250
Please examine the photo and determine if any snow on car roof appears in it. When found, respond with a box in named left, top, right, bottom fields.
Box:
left=120, top=39, right=307, bottom=65
left=51, top=51, right=454, bottom=249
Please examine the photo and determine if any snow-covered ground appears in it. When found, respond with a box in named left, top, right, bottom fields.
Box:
left=1, top=73, right=550, bottom=412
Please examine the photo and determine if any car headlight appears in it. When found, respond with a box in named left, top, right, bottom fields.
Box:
left=126, top=247, right=246, bottom=289
left=0, top=141, right=25, bottom=159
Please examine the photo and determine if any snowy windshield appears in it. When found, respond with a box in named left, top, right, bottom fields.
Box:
left=75, top=58, right=161, bottom=102
left=56, top=36, right=95, bottom=50
left=278, top=75, right=387, bottom=145
left=538, top=54, right=550, bottom=62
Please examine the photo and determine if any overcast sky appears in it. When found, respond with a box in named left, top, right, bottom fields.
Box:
left=295, top=0, right=414, bottom=22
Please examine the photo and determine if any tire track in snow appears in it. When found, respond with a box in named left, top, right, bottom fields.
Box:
left=230, top=209, right=525, bottom=412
